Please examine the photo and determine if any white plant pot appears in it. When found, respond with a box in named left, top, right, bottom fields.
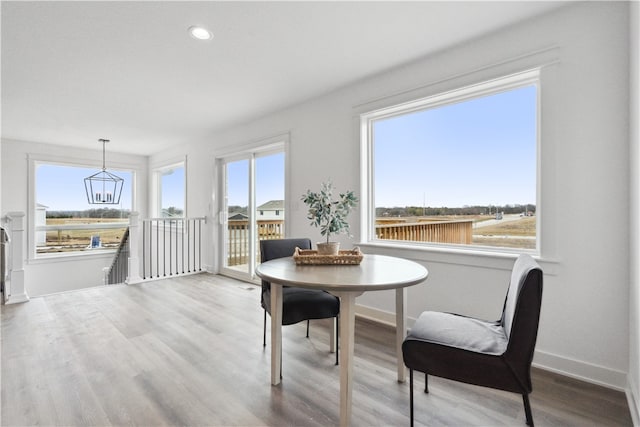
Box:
left=316, top=241, right=340, bottom=256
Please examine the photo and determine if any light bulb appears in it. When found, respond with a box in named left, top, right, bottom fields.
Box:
left=188, top=26, right=213, bottom=41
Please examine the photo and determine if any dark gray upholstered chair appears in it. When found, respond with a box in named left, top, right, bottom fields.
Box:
left=260, top=238, right=340, bottom=365
left=402, top=254, right=543, bottom=426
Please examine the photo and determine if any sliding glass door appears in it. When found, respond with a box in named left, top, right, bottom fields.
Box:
left=220, top=146, right=285, bottom=281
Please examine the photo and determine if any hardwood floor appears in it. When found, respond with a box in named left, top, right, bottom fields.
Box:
left=1, top=273, right=633, bottom=426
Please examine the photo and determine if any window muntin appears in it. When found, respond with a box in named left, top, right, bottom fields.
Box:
left=362, top=71, right=539, bottom=252
left=156, top=162, right=186, bottom=218
left=35, top=163, right=133, bottom=256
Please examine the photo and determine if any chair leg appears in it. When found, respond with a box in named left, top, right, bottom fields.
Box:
left=424, top=373, right=429, bottom=393
left=409, top=369, right=414, bottom=427
left=263, top=309, right=267, bottom=347
left=523, top=394, right=534, bottom=426
left=306, top=320, right=310, bottom=338
left=335, top=315, right=339, bottom=365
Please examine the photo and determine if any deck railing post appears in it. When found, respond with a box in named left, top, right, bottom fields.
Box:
left=126, top=212, right=143, bottom=284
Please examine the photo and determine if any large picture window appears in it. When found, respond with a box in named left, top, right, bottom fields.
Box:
left=361, top=70, right=539, bottom=253
left=34, top=162, right=133, bottom=256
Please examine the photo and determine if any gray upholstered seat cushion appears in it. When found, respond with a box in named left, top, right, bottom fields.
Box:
left=406, top=311, right=508, bottom=356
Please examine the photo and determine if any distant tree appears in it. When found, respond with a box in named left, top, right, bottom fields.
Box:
left=163, top=206, right=184, bottom=217
left=46, top=211, right=73, bottom=219
left=407, top=206, right=423, bottom=216
left=47, top=208, right=130, bottom=219
left=374, top=204, right=535, bottom=217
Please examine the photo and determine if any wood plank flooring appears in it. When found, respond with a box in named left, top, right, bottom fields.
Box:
left=1, top=273, right=633, bottom=426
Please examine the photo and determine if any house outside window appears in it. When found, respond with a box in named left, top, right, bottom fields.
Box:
left=361, top=70, right=539, bottom=253
left=256, top=200, right=285, bottom=221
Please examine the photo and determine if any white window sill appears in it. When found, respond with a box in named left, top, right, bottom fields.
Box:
left=29, top=249, right=117, bottom=264
left=357, top=241, right=558, bottom=275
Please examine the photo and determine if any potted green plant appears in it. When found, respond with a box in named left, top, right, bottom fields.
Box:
left=301, top=181, right=358, bottom=255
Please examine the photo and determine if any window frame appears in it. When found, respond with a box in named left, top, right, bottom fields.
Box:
left=152, top=157, right=187, bottom=219
left=359, top=69, right=541, bottom=256
left=28, top=154, right=137, bottom=261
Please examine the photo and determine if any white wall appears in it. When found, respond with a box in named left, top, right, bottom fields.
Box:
left=164, top=2, right=631, bottom=390
left=0, top=139, right=3, bottom=225
left=628, top=0, right=640, bottom=423
left=0, top=139, right=148, bottom=296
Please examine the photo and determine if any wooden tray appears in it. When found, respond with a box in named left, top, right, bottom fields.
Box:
left=293, top=246, right=363, bottom=265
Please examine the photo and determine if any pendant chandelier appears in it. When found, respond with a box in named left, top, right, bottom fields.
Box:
left=84, top=138, right=124, bottom=205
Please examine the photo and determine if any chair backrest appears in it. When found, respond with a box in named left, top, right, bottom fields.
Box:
left=260, top=238, right=312, bottom=291
left=260, top=238, right=312, bottom=263
left=502, top=254, right=543, bottom=338
left=500, top=254, right=543, bottom=390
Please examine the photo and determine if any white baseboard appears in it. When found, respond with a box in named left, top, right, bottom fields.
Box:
left=355, top=304, right=402, bottom=327
left=131, top=270, right=204, bottom=284
left=627, top=377, right=640, bottom=427
left=532, top=351, right=628, bottom=391
left=355, top=303, right=629, bottom=392
left=4, top=292, right=29, bottom=304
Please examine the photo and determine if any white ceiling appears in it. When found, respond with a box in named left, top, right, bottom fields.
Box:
left=1, top=1, right=567, bottom=156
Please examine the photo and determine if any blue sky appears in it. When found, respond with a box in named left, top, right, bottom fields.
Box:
left=374, top=85, right=537, bottom=208
left=226, top=160, right=249, bottom=207
left=226, top=152, right=285, bottom=207
left=160, top=166, right=185, bottom=210
left=37, top=164, right=133, bottom=211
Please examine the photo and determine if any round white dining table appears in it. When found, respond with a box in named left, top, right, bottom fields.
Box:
left=255, top=254, right=428, bottom=427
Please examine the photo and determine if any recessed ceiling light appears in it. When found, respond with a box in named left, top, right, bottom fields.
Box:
left=188, top=26, right=213, bottom=41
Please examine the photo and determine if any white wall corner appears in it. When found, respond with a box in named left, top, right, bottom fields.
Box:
left=203, top=264, right=217, bottom=274
left=626, top=375, right=639, bottom=427
left=629, top=1, right=640, bottom=426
